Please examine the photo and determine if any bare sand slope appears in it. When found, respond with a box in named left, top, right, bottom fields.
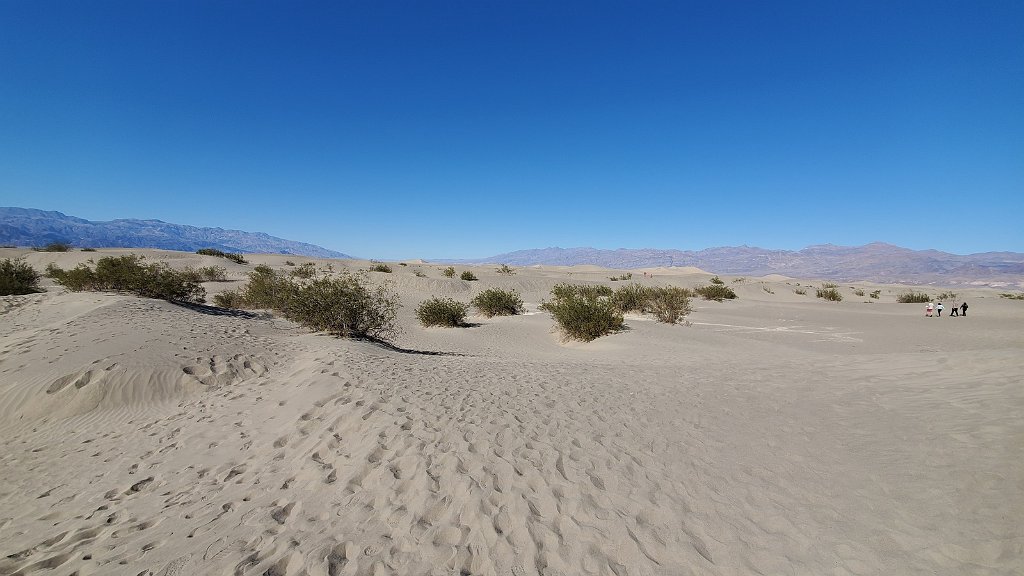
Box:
left=1, top=251, right=1021, bottom=576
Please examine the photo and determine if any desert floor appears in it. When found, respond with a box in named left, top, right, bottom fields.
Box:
left=1, top=249, right=1022, bottom=576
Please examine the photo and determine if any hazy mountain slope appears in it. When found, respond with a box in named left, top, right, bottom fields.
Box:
left=457, top=243, right=1024, bottom=286
left=0, top=207, right=351, bottom=258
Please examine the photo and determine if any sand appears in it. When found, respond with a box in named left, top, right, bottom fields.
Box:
left=1, top=249, right=1021, bottom=576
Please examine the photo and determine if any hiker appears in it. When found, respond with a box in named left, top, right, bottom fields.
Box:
left=950, top=302, right=959, bottom=316
left=925, top=302, right=934, bottom=317
left=936, top=302, right=944, bottom=316
left=961, top=302, right=968, bottom=317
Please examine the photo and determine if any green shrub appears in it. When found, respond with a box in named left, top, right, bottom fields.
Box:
left=694, top=283, right=737, bottom=301
left=794, top=287, right=807, bottom=295
left=197, top=248, right=247, bottom=264
left=936, top=291, right=957, bottom=301
left=290, top=262, right=317, bottom=279
left=442, top=266, right=456, bottom=278
left=999, top=292, right=1024, bottom=300
left=414, top=270, right=427, bottom=278
left=870, top=290, right=881, bottom=299
left=709, top=275, right=725, bottom=285
left=213, top=290, right=246, bottom=308
left=416, top=297, right=469, bottom=327
left=471, top=288, right=524, bottom=317
left=284, top=260, right=296, bottom=266
left=816, top=287, right=843, bottom=301
left=496, top=264, right=515, bottom=276
left=237, top=264, right=296, bottom=310
left=896, top=291, right=930, bottom=304
left=821, top=282, right=839, bottom=289
left=646, top=286, right=693, bottom=324
left=609, top=272, right=633, bottom=281
left=460, top=270, right=478, bottom=281
left=80, top=247, right=97, bottom=252
left=188, top=265, right=228, bottom=282
left=34, top=242, right=72, bottom=252
left=540, top=286, right=624, bottom=342
left=46, top=255, right=205, bottom=303
left=369, top=263, right=393, bottom=273
left=610, top=283, right=653, bottom=313
left=0, top=258, right=42, bottom=296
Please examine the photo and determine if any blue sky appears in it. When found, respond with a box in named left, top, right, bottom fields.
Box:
left=1, top=1, right=1021, bottom=259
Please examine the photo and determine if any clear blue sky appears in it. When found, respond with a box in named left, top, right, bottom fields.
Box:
left=1, top=1, right=1021, bottom=258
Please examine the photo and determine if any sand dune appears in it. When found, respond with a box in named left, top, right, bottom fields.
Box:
left=1, top=249, right=1021, bottom=575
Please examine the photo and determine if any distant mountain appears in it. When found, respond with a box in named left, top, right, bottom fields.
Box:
left=456, top=243, right=1024, bottom=287
left=0, top=207, right=352, bottom=258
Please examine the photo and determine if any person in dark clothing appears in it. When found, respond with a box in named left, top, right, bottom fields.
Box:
left=961, top=302, right=968, bottom=316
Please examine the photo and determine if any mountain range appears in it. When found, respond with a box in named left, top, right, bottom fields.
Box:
left=456, top=245, right=1024, bottom=287
left=0, top=207, right=350, bottom=259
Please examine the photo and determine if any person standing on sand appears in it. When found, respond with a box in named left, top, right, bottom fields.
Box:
left=950, top=301, right=959, bottom=316
left=961, top=302, right=968, bottom=316
left=936, top=302, right=944, bottom=316
left=926, top=302, right=934, bottom=317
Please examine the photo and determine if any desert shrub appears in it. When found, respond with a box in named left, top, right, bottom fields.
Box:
left=441, top=266, right=456, bottom=278
left=221, top=265, right=399, bottom=340
left=733, top=277, right=746, bottom=283
left=369, top=263, right=393, bottom=273
left=190, top=265, right=228, bottom=282
left=416, top=297, right=469, bottom=327
left=709, top=275, right=725, bottom=285
left=80, top=247, right=97, bottom=252
left=821, top=282, right=839, bottom=289
left=609, top=272, right=633, bottom=281
left=213, top=290, right=246, bottom=308
left=34, top=242, right=72, bottom=252
left=460, top=270, right=478, bottom=281
left=414, top=270, right=427, bottom=278
left=290, top=262, right=317, bottom=279
left=197, top=248, right=247, bottom=264
left=610, top=283, right=653, bottom=313
left=496, top=264, right=515, bottom=276
left=936, top=291, right=957, bottom=301
left=999, top=292, right=1024, bottom=300
left=870, top=290, right=881, bottom=299
left=794, top=287, right=807, bottom=295
left=646, top=286, right=693, bottom=324
left=398, top=262, right=408, bottom=266
left=896, top=291, right=930, bottom=303
left=816, top=287, right=843, bottom=301
left=471, top=288, right=524, bottom=317
left=853, top=288, right=865, bottom=296
left=46, top=255, right=205, bottom=303
left=540, top=286, right=624, bottom=342
left=0, top=258, right=41, bottom=296
left=762, top=285, right=775, bottom=294
left=284, top=260, right=296, bottom=266
left=694, top=283, right=737, bottom=301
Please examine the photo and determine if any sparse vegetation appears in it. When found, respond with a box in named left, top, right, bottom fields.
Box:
left=816, top=287, right=843, bottom=301
left=645, top=286, right=693, bottom=324
left=217, top=265, right=400, bottom=341
left=496, top=264, right=515, bottom=276
left=610, top=283, right=652, bottom=313
left=416, top=297, right=469, bottom=327
left=1, top=258, right=42, bottom=296
left=870, top=290, right=881, bottom=299
left=897, top=291, right=931, bottom=304
left=709, top=275, right=725, bottom=285
left=936, top=291, right=957, bottom=301
left=413, top=270, right=427, bottom=278
left=34, top=242, right=72, bottom=252
left=398, top=262, right=408, bottom=267
left=46, top=255, right=205, bottom=303
left=821, top=282, right=839, bottom=289
left=460, top=270, right=478, bottom=281
left=609, top=273, right=633, bottom=281
left=762, top=284, right=775, bottom=294
left=694, top=283, right=737, bottom=301
left=441, top=266, right=456, bottom=278
left=471, top=288, right=524, bottom=318
left=733, top=277, right=746, bottom=283
left=196, top=248, right=247, bottom=265
left=284, top=260, right=295, bottom=266
left=369, top=263, right=393, bottom=273
left=186, top=265, right=229, bottom=282
left=289, top=262, right=317, bottom=279
left=80, top=247, right=97, bottom=252
left=999, top=292, right=1024, bottom=300
left=853, top=288, right=865, bottom=297
left=540, top=284, right=624, bottom=342
left=794, top=287, right=807, bottom=295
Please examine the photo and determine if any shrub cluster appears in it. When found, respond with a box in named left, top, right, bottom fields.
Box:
left=441, top=266, right=456, bottom=278
left=460, top=270, right=478, bottom=281
left=183, top=265, right=228, bottom=282
left=1, top=258, right=42, bottom=296
left=999, top=292, right=1024, bottom=300
left=645, top=286, right=694, bottom=324
left=289, top=262, right=317, bottom=279
left=416, top=297, right=469, bottom=327
left=869, top=290, right=881, bottom=299
left=896, top=291, right=930, bottom=303
left=794, top=287, right=807, bottom=295
left=936, top=291, right=957, bottom=301
left=816, top=287, right=843, bottom=301
left=369, top=263, right=393, bottom=273
left=196, top=248, right=247, bottom=264
left=471, top=288, right=524, bottom=318
left=609, top=273, right=632, bottom=281
left=709, top=275, right=725, bottom=285
left=496, top=264, right=516, bottom=276
left=540, top=283, right=624, bottom=342
left=215, top=265, right=399, bottom=341
left=46, top=255, right=205, bottom=303
left=853, top=288, right=865, bottom=296
left=694, top=283, right=737, bottom=301
left=33, top=242, right=73, bottom=252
